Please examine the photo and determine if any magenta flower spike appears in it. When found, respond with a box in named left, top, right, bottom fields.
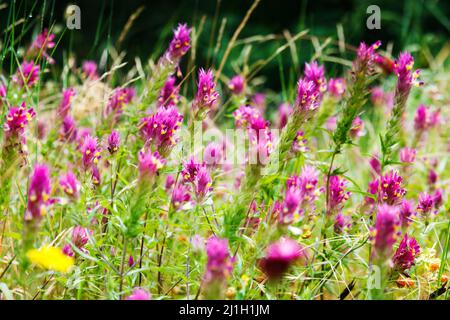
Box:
left=107, top=130, right=120, bottom=154
left=399, top=199, right=415, bottom=228
left=295, top=79, right=320, bottom=113
left=80, top=135, right=101, bottom=171
left=328, top=77, right=346, bottom=99
left=105, top=87, right=135, bottom=120
left=204, top=236, right=234, bottom=283
left=414, top=104, right=428, bottom=132
left=399, top=147, right=416, bottom=164
left=59, top=115, right=78, bottom=142
left=259, top=237, right=306, bottom=280
left=4, top=102, right=35, bottom=143
left=276, top=103, right=293, bottom=129
left=367, top=170, right=406, bottom=205
left=228, top=75, right=245, bottom=95
left=25, top=164, right=52, bottom=221
left=304, top=61, right=327, bottom=96
left=82, top=60, right=99, bottom=79
left=171, top=184, right=191, bottom=210
left=353, top=41, right=381, bottom=74
left=292, top=131, right=309, bottom=153
left=392, top=234, right=420, bottom=272
left=59, top=171, right=79, bottom=199
left=193, top=68, right=219, bottom=114
left=394, top=52, right=422, bottom=99
left=327, top=175, right=351, bottom=215
left=204, top=142, right=223, bottom=167
left=28, top=28, right=56, bottom=63
left=334, top=213, right=352, bottom=234
left=13, top=61, right=40, bottom=87
left=167, top=23, right=192, bottom=61
left=138, top=149, right=166, bottom=182
left=57, top=88, right=76, bottom=120
left=158, top=76, right=180, bottom=108
left=416, top=192, right=435, bottom=217
left=372, top=204, right=400, bottom=260
left=195, top=166, right=213, bottom=200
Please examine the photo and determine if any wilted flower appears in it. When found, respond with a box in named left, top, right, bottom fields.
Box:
left=107, top=130, right=120, bottom=154
left=399, top=147, right=416, bottom=164
left=328, top=77, right=346, bottom=99
left=138, top=150, right=165, bottom=181
left=158, top=76, right=179, bottom=108
left=327, top=175, right=351, bottom=215
left=126, top=288, right=151, bottom=300
left=193, top=68, right=219, bottom=113
left=259, top=237, right=306, bottom=279
left=276, top=103, right=293, bottom=129
left=393, top=234, right=420, bottom=272
left=371, top=204, right=400, bottom=260
left=80, top=135, right=101, bottom=170
left=59, top=171, right=79, bottom=198
left=228, top=75, right=245, bottom=95
left=140, top=106, right=183, bottom=155
left=167, top=23, right=191, bottom=60
left=25, top=164, right=52, bottom=221
left=82, top=60, right=98, bottom=79
left=57, top=88, right=76, bottom=119
left=13, top=61, right=40, bottom=87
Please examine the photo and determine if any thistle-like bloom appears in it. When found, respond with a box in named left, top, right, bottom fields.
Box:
left=416, top=193, right=434, bottom=217
left=80, top=135, right=101, bottom=170
left=59, top=115, right=78, bottom=142
left=259, top=237, right=306, bottom=279
left=59, top=171, right=79, bottom=198
left=25, top=164, right=52, bottom=221
left=276, top=103, right=293, bottom=129
left=304, top=61, right=327, bottom=95
left=195, top=166, right=212, bottom=200
left=399, top=147, right=416, bottom=163
left=140, top=106, right=183, bottom=154
left=394, top=52, right=422, bottom=98
left=107, top=130, right=120, bottom=154
left=371, top=204, right=400, bottom=260
left=126, top=288, right=152, bottom=300
left=4, top=103, right=36, bottom=143
left=167, top=23, right=191, bottom=60
left=105, top=87, right=135, bottom=120
left=13, top=61, right=40, bottom=87
left=328, top=175, right=351, bottom=214
left=204, top=236, right=234, bottom=283
left=138, top=150, right=166, bottom=181
left=57, top=88, right=76, bottom=119
left=193, top=68, right=219, bottom=113
left=171, top=184, right=191, bottom=210
left=158, top=76, right=179, bottom=108
left=393, top=234, right=420, bottom=272
left=328, top=77, right=346, bottom=99
left=334, top=213, right=352, bottom=234
left=82, top=60, right=99, bottom=79
left=295, top=79, right=320, bottom=112
left=228, top=75, right=245, bottom=95
left=399, top=199, right=414, bottom=228
left=349, top=116, right=364, bottom=138
left=292, top=131, right=309, bottom=153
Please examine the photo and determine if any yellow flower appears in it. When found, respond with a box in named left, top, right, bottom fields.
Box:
left=27, top=245, right=75, bottom=273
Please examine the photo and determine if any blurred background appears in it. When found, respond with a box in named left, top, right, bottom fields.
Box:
left=1, top=0, right=449, bottom=90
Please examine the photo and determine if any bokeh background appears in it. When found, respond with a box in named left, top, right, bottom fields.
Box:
left=1, top=0, right=449, bottom=91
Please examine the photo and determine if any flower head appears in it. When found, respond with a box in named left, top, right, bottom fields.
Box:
left=334, top=213, right=352, bottom=234
left=416, top=193, right=435, bottom=217
left=292, top=131, right=309, bottom=153
left=193, top=68, right=219, bottom=112
left=368, top=170, right=406, bottom=205
left=276, top=103, right=293, bottom=129
left=107, top=130, right=120, bottom=154
left=168, top=23, right=191, bottom=60
left=25, top=164, right=52, bottom=221
left=228, top=75, right=245, bottom=95
left=80, top=135, right=101, bottom=170
left=82, top=60, right=99, bottom=79
left=259, top=237, right=306, bottom=279
left=393, top=234, right=420, bottom=272
left=29, top=28, right=55, bottom=63
left=399, top=199, right=414, bottom=228
left=140, top=106, right=183, bottom=154
left=304, top=61, right=327, bottom=94
left=399, top=147, right=416, bottom=164
left=171, top=184, right=191, bottom=210
left=414, top=104, right=428, bottom=132
left=126, top=288, right=152, bottom=300
left=4, top=103, right=35, bottom=142
left=57, top=88, right=76, bottom=120
left=59, top=115, right=78, bottom=142
left=13, top=61, right=40, bottom=87
left=138, top=150, right=166, bottom=181
left=372, top=204, right=400, bottom=259
left=328, top=77, right=346, bottom=99
left=105, top=87, right=135, bottom=120
left=328, top=175, right=351, bottom=214
left=394, top=52, right=422, bottom=97
left=59, top=171, right=79, bottom=198
left=295, top=79, right=320, bottom=112
left=158, top=76, right=179, bottom=108
left=353, top=41, right=381, bottom=75
left=204, top=142, right=223, bottom=167
left=195, top=166, right=212, bottom=200
left=349, top=116, right=364, bottom=138
left=204, top=236, right=234, bottom=283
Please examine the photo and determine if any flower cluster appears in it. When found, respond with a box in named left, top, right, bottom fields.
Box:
left=228, top=75, right=245, bottom=95
left=327, top=175, right=351, bottom=215
left=63, top=226, right=91, bottom=257
left=167, top=23, right=192, bottom=61
left=158, top=76, right=180, bottom=108
left=392, top=234, right=420, bottom=272
left=371, top=204, right=400, bottom=260
left=25, top=164, right=52, bottom=221
left=13, top=61, right=40, bottom=87
left=193, top=68, right=219, bottom=114
left=366, top=170, right=406, bottom=206
left=57, top=88, right=76, bottom=120
left=204, top=236, right=234, bottom=283
left=105, top=87, right=135, bottom=120
left=4, top=103, right=35, bottom=143
left=138, top=150, right=166, bottom=182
